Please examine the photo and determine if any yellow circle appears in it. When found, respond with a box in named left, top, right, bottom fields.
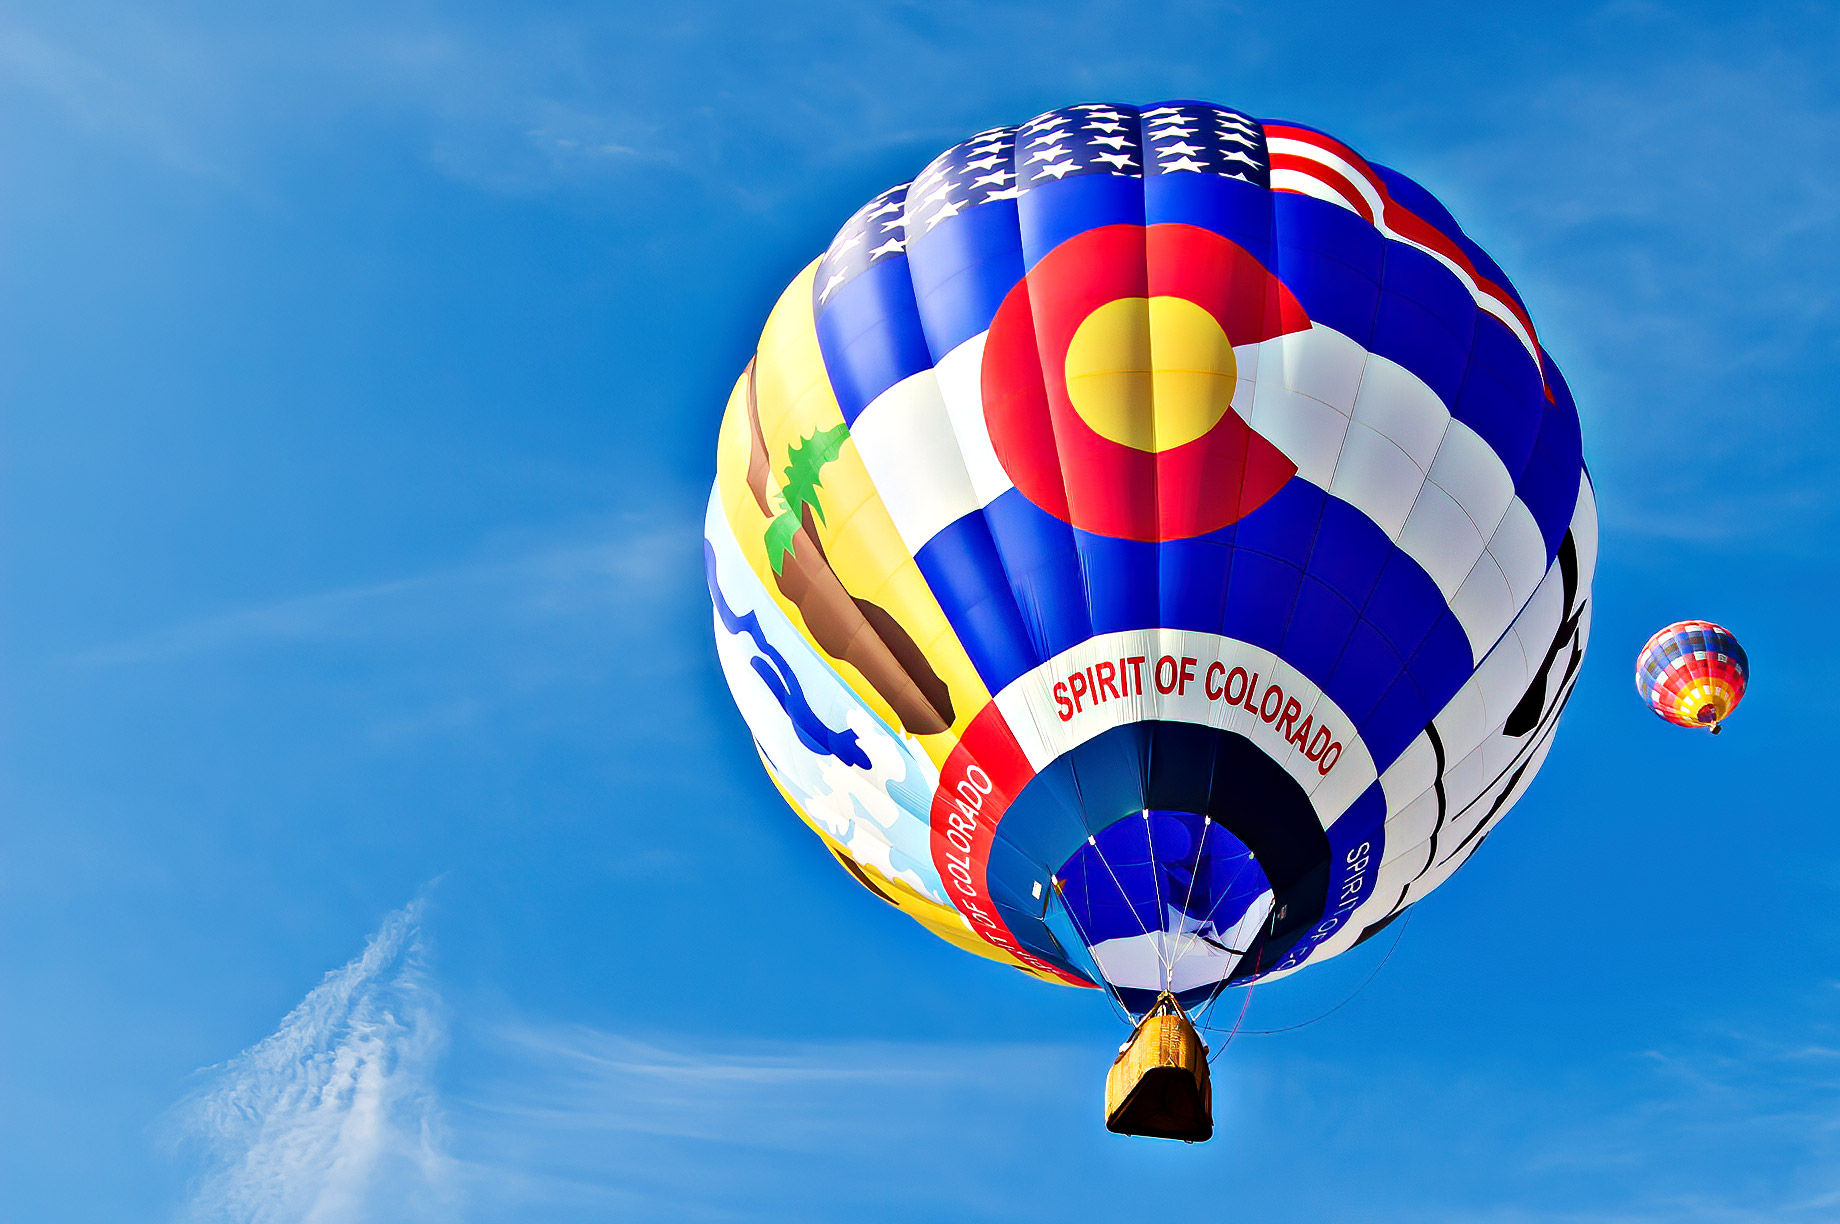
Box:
left=1063, top=295, right=1238, bottom=453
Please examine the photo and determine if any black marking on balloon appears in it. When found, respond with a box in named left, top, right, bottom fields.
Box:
left=1418, top=721, right=1450, bottom=881
left=1352, top=905, right=1409, bottom=948
left=1402, top=532, right=1591, bottom=891
left=1506, top=533, right=1582, bottom=737
left=828, top=847, right=898, bottom=906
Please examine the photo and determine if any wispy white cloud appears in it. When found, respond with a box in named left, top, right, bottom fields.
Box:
left=167, top=897, right=453, bottom=1224
left=442, top=1021, right=1093, bottom=1222
left=72, top=510, right=694, bottom=669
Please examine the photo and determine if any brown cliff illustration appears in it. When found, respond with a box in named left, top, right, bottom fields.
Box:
left=742, top=359, right=955, bottom=736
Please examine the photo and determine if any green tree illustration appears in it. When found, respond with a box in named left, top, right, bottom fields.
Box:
left=765, top=423, right=851, bottom=574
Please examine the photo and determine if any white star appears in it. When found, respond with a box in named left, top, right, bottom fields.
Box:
left=985, top=185, right=1023, bottom=200
left=972, top=169, right=1014, bottom=188
left=834, top=230, right=864, bottom=253
left=1140, top=106, right=1183, bottom=119
left=1029, top=130, right=1067, bottom=147
left=1156, top=140, right=1203, bottom=157
left=1034, top=159, right=1080, bottom=179
left=1147, top=125, right=1196, bottom=139
left=964, top=154, right=1005, bottom=171
left=818, top=271, right=847, bottom=302
left=1220, top=149, right=1262, bottom=168
left=921, top=179, right=957, bottom=204
left=870, top=237, right=906, bottom=258
left=1088, top=134, right=1132, bottom=149
left=924, top=198, right=963, bottom=229
left=1023, top=114, right=1069, bottom=130
left=1093, top=151, right=1138, bottom=170
left=867, top=199, right=903, bottom=220
left=1027, top=145, right=1068, bottom=164
left=1159, top=155, right=1207, bottom=173
left=1085, top=120, right=1127, bottom=134
left=1217, top=131, right=1258, bottom=148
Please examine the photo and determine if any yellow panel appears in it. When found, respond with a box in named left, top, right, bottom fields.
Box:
left=713, top=262, right=992, bottom=768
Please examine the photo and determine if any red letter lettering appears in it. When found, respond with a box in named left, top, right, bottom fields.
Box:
left=1260, top=684, right=1285, bottom=723
left=1276, top=697, right=1301, bottom=738
left=1225, top=667, right=1249, bottom=704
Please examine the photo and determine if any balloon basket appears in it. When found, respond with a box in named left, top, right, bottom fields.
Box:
left=1104, top=993, right=1213, bottom=1142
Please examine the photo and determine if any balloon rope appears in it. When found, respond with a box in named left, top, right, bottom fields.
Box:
left=1049, top=881, right=1135, bottom=1028
left=1142, top=809, right=1173, bottom=990
left=1231, top=909, right=1411, bottom=1037
left=1206, top=967, right=1259, bottom=1064
left=1084, top=816, right=1170, bottom=986
left=1165, top=837, right=1268, bottom=989
left=1052, top=883, right=1133, bottom=1023
left=1161, top=816, right=1215, bottom=979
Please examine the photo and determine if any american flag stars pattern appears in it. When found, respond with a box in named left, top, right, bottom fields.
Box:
left=814, top=102, right=1271, bottom=310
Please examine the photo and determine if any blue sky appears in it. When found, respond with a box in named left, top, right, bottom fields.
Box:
left=4, top=1, right=1839, bottom=1219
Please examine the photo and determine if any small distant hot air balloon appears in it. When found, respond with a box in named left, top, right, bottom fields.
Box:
left=1635, top=621, right=1748, bottom=733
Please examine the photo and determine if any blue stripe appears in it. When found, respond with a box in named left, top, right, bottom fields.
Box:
left=904, top=198, right=1024, bottom=360
left=1143, top=170, right=1276, bottom=259
left=1517, top=357, right=1585, bottom=559
left=1372, top=239, right=1478, bottom=409
left=1015, top=172, right=1144, bottom=268
left=911, top=510, right=1040, bottom=690
left=1270, top=192, right=1384, bottom=347
left=1454, top=315, right=1546, bottom=482
left=812, top=255, right=931, bottom=425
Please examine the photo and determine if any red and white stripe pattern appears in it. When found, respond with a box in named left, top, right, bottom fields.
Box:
left=1265, top=124, right=1550, bottom=399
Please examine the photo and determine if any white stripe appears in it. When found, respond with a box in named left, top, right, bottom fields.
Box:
left=847, top=368, right=980, bottom=552
left=932, top=333, right=1012, bottom=506
left=988, top=628, right=1379, bottom=828
left=1265, top=137, right=1386, bottom=218
left=1267, top=166, right=1358, bottom=211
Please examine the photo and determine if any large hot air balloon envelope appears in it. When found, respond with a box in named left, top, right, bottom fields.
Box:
left=706, top=101, right=1593, bottom=1045
left=1636, top=620, right=1747, bottom=732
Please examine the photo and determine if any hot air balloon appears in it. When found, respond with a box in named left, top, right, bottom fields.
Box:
left=705, top=100, right=1593, bottom=1140
left=1636, top=620, right=1747, bottom=733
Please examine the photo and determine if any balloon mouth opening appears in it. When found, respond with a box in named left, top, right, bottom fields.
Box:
left=1696, top=704, right=1718, bottom=724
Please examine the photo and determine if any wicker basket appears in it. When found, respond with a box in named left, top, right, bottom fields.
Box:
left=1104, top=993, right=1213, bottom=1141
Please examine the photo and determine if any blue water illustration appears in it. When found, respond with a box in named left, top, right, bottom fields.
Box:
left=704, top=540, right=871, bottom=770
